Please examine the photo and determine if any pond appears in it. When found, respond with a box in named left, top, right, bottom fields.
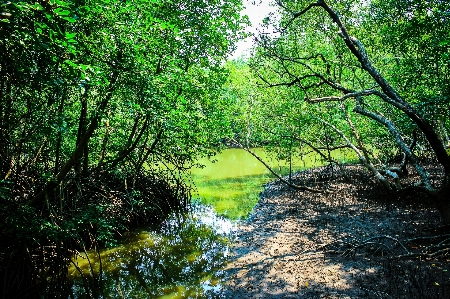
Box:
left=69, top=148, right=355, bottom=298
left=69, top=204, right=233, bottom=299
left=190, top=147, right=353, bottom=219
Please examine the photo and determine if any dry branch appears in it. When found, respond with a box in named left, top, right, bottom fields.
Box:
left=233, top=139, right=324, bottom=193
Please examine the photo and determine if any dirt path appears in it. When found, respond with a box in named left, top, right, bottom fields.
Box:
left=221, top=165, right=450, bottom=299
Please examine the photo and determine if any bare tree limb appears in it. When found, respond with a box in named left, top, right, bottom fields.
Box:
left=279, top=1, right=322, bottom=30
left=314, top=115, right=393, bottom=190
left=233, top=139, right=324, bottom=193
left=307, top=89, right=378, bottom=103
left=277, top=0, right=450, bottom=176
left=354, top=98, right=436, bottom=194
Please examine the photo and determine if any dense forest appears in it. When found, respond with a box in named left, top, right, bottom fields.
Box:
left=1, top=0, right=449, bottom=298
left=0, top=0, right=246, bottom=297
left=227, top=0, right=450, bottom=220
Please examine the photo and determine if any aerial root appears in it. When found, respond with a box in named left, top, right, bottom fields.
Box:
left=323, top=234, right=450, bottom=259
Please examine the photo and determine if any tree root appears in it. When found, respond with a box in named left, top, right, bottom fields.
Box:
left=324, top=233, right=450, bottom=259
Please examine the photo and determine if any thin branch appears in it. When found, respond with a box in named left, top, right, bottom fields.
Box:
left=315, top=115, right=393, bottom=190
left=354, top=98, right=435, bottom=194
left=290, top=132, right=352, bottom=182
left=233, top=139, right=324, bottom=193
left=307, top=89, right=378, bottom=103
left=281, top=1, right=322, bottom=30
left=279, top=0, right=450, bottom=175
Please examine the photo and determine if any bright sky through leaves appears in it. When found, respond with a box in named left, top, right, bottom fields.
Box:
left=230, top=0, right=277, bottom=60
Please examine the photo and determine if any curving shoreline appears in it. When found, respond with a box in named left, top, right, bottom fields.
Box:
left=221, top=164, right=450, bottom=299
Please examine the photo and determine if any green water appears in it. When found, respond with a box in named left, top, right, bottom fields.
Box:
left=69, top=148, right=355, bottom=298
left=69, top=205, right=233, bottom=299
left=191, top=147, right=354, bottom=219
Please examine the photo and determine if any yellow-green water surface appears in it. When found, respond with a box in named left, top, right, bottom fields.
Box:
left=69, top=205, right=233, bottom=299
left=69, top=148, right=355, bottom=298
left=191, top=147, right=354, bottom=219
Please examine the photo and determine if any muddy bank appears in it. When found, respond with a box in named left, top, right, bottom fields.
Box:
left=222, top=164, right=450, bottom=298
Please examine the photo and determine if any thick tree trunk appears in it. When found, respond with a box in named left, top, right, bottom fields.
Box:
left=276, top=1, right=450, bottom=225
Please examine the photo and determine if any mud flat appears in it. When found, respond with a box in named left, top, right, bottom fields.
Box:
left=222, top=164, right=450, bottom=299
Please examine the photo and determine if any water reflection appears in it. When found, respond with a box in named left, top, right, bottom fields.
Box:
left=69, top=148, right=356, bottom=298
left=69, top=205, right=234, bottom=299
left=191, top=148, right=355, bottom=219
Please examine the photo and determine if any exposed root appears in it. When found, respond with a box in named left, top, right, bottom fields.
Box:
left=224, top=162, right=450, bottom=299
left=324, top=234, right=450, bottom=259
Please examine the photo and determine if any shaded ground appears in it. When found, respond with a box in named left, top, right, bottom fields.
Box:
left=221, top=164, right=450, bottom=298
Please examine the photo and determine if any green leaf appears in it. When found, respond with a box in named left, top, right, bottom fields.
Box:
left=30, top=3, right=43, bottom=10
left=62, top=17, right=76, bottom=23
left=13, top=3, right=27, bottom=11
left=65, top=32, right=76, bottom=39
left=55, top=8, right=70, bottom=16
left=78, top=6, right=91, bottom=14
left=52, top=0, right=71, bottom=8
left=64, top=59, right=78, bottom=67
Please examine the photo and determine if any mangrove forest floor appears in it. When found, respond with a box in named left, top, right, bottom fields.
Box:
left=221, top=164, right=450, bottom=298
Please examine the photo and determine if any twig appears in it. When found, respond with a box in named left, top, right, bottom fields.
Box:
left=405, top=233, right=450, bottom=244
left=341, top=235, right=410, bottom=257
left=233, top=139, right=325, bottom=193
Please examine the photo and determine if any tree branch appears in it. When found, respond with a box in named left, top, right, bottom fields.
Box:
left=307, top=89, right=378, bottom=103
left=27, top=69, right=121, bottom=207
left=280, top=1, right=322, bottom=30
left=354, top=98, right=436, bottom=194
left=233, top=139, right=324, bottom=193
left=315, top=115, right=393, bottom=190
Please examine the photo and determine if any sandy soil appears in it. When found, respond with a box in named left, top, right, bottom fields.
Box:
left=221, top=164, right=450, bottom=298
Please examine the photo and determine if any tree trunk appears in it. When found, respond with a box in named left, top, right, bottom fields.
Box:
left=0, top=76, right=4, bottom=173
left=98, top=110, right=111, bottom=164
left=27, top=69, right=120, bottom=207
left=75, top=85, right=88, bottom=176
left=317, top=0, right=450, bottom=177
left=54, top=90, right=66, bottom=175
left=1, top=80, right=12, bottom=178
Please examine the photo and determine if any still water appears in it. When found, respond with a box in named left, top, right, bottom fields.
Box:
left=69, top=205, right=233, bottom=299
left=191, top=147, right=352, bottom=219
left=70, top=148, right=354, bottom=298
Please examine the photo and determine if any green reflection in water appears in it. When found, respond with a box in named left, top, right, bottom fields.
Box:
left=69, top=207, right=231, bottom=299
left=191, top=148, right=355, bottom=220
left=69, top=148, right=356, bottom=299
